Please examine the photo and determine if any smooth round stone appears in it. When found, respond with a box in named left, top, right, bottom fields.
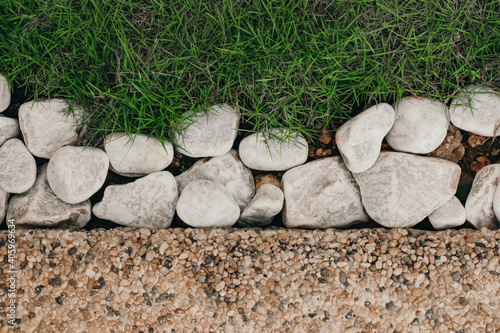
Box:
left=47, top=146, right=109, bottom=204
left=386, top=97, right=449, bottom=154
left=7, top=164, right=91, bottom=228
left=336, top=103, right=395, bottom=173
left=93, top=171, right=178, bottom=228
left=0, top=190, right=8, bottom=222
left=466, top=164, right=500, bottom=229
left=282, top=156, right=369, bottom=229
left=449, top=85, right=500, bottom=137
left=428, top=196, right=466, bottom=230
left=0, top=139, right=37, bottom=193
left=19, top=99, right=85, bottom=159
left=172, top=104, right=240, bottom=158
left=353, top=151, right=461, bottom=228
left=176, top=180, right=240, bottom=228
left=104, top=132, right=174, bottom=177
left=238, top=184, right=284, bottom=227
left=0, top=74, right=10, bottom=112
left=0, top=117, right=19, bottom=147
left=239, top=129, right=308, bottom=171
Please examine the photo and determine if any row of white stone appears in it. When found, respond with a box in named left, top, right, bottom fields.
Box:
left=1, top=74, right=500, bottom=229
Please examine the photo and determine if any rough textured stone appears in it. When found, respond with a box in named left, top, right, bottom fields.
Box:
left=353, top=152, right=461, bottom=228
left=386, top=97, right=449, bottom=154
left=450, top=85, right=500, bottom=137
left=429, top=126, right=465, bottom=164
left=47, top=146, right=109, bottom=204
left=18, top=99, right=85, bottom=159
left=282, top=156, right=369, bottom=229
left=0, top=189, right=7, bottom=222
left=428, top=196, right=466, bottom=230
left=0, top=74, right=10, bottom=113
left=466, top=164, right=500, bottom=229
left=93, top=171, right=178, bottom=228
left=0, top=139, right=37, bottom=193
left=336, top=103, right=395, bottom=173
left=6, top=164, right=91, bottom=228
left=239, top=129, right=309, bottom=171
left=0, top=117, right=19, bottom=147
left=176, top=179, right=240, bottom=227
left=104, top=132, right=174, bottom=177
left=176, top=150, right=254, bottom=210
left=172, top=104, right=240, bottom=158
left=238, top=184, right=284, bottom=227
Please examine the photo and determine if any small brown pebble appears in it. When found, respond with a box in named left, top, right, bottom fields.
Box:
left=467, top=133, right=487, bottom=148
left=319, top=131, right=332, bottom=145
left=255, top=174, right=281, bottom=191
left=470, top=156, right=490, bottom=173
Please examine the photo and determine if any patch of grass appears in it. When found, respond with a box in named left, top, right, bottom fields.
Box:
left=1, top=0, right=499, bottom=144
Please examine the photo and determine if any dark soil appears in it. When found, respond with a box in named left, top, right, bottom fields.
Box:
left=2, top=86, right=499, bottom=231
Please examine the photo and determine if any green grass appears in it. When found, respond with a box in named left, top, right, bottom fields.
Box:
left=1, top=0, right=499, bottom=144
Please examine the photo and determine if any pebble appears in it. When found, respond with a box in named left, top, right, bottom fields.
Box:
left=104, top=132, right=174, bottom=177
left=0, top=138, right=37, bottom=193
left=238, top=184, right=284, bottom=227
left=239, top=128, right=308, bottom=171
left=466, top=164, right=500, bottom=229
left=0, top=116, right=19, bottom=147
left=386, top=97, right=449, bottom=154
left=428, top=196, right=466, bottom=230
left=449, top=85, right=500, bottom=137
left=172, top=103, right=240, bottom=158
left=0, top=74, right=11, bottom=112
left=3, top=227, right=498, bottom=332
left=18, top=99, right=85, bottom=158
left=47, top=145, right=109, bottom=204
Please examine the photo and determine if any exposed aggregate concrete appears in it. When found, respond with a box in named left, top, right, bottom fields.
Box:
left=0, top=227, right=499, bottom=332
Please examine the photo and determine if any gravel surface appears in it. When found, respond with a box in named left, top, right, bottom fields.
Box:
left=1, top=227, right=499, bottom=332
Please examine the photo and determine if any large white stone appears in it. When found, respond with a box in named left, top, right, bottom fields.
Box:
left=0, top=190, right=8, bottom=222
left=336, top=103, right=395, bottom=173
left=19, top=99, right=85, bottom=159
left=176, top=179, right=240, bottom=227
left=0, top=139, right=37, bottom=193
left=0, top=75, right=10, bottom=112
left=172, top=104, right=239, bottom=158
left=238, top=184, right=284, bottom=227
left=466, top=164, right=500, bottom=229
left=239, top=129, right=308, bottom=171
left=282, top=156, right=369, bottom=229
left=175, top=150, right=254, bottom=210
left=104, top=132, right=174, bottom=177
left=353, top=152, right=460, bottom=228
left=449, top=85, right=500, bottom=137
left=6, top=164, right=91, bottom=228
left=386, top=97, right=449, bottom=154
left=93, top=171, right=178, bottom=228
left=47, top=146, right=109, bottom=204
left=428, top=196, right=466, bottom=230
left=0, top=117, right=19, bottom=147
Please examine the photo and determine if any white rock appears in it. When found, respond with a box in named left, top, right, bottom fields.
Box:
left=386, top=97, right=449, bottom=154
left=19, top=99, right=85, bottom=159
left=449, top=85, right=500, bottom=137
left=428, top=196, right=466, bottom=230
left=466, top=164, right=500, bottom=229
left=239, top=129, right=308, bottom=171
left=176, top=150, right=254, bottom=210
left=336, top=103, right=395, bottom=173
left=6, top=164, right=91, bottom=228
left=353, top=151, right=460, bottom=228
left=282, top=156, right=369, bottom=229
left=93, top=171, right=178, bottom=228
left=0, top=75, right=10, bottom=112
left=47, top=146, right=109, bottom=204
left=238, top=184, right=284, bottom=227
left=0, top=190, right=8, bottom=222
left=0, top=117, right=19, bottom=147
left=104, top=132, right=174, bottom=177
left=176, top=179, right=240, bottom=227
left=0, top=139, right=37, bottom=193
left=172, top=104, right=239, bottom=158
